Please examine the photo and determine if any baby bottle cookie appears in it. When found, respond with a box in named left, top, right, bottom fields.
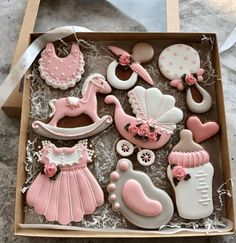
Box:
left=167, top=129, right=214, bottom=219
left=107, top=159, right=174, bottom=229
left=38, top=42, right=85, bottom=90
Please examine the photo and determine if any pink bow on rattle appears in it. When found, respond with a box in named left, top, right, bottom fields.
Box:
left=108, top=46, right=154, bottom=85
left=170, top=68, right=204, bottom=91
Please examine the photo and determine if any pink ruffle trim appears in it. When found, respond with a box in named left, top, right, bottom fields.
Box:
left=168, top=150, right=210, bottom=168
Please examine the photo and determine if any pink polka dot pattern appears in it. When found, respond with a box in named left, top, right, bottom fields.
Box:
left=158, top=44, right=200, bottom=80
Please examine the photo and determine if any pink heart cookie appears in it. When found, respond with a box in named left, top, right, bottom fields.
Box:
left=186, top=116, right=220, bottom=143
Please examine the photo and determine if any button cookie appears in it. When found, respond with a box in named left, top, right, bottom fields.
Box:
left=39, top=42, right=85, bottom=90
left=167, top=129, right=214, bottom=219
left=107, top=42, right=154, bottom=90
left=107, top=158, right=174, bottom=229
left=158, top=44, right=212, bottom=113
left=32, top=73, right=113, bottom=140
left=26, top=140, right=104, bottom=225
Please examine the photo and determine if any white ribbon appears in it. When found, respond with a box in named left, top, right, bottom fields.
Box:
left=0, top=26, right=92, bottom=108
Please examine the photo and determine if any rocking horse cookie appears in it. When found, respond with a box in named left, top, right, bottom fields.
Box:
left=105, top=86, right=183, bottom=166
left=167, top=129, right=214, bottom=219
left=158, top=44, right=212, bottom=113
left=107, top=42, right=154, bottom=90
left=26, top=140, right=104, bottom=225
left=32, top=73, right=113, bottom=140
left=107, top=158, right=174, bottom=228
left=38, top=42, right=85, bottom=90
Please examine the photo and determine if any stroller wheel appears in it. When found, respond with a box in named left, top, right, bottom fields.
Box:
left=137, top=149, right=155, bottom=166
left=116, top=140, right=134, bottom=157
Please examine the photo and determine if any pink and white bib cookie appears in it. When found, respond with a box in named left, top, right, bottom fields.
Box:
left=105, top=86, right=183, bottom=151
left=186, top=116, right=220, bottom=143
left=107, top=42, right=154, bottom=90
left=26, top=140, right=104, bottom=225
left=158, top=44, right=212, bottom=113
left=107, top=158, right=174, bottom=229
left=32, top=73, right=113, bottom=140
left=167, top=129, right=214, bottom=219
left=38, top=42, right=85, bottom=90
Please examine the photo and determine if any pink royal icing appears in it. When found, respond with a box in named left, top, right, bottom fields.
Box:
left=38, top=42, right=85, bottom=90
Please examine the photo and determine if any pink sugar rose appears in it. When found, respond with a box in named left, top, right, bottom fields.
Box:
left=148, top=131, right=157, bottom=142
left=172, top=166, right=187, bottom=180
left=138, top=124, right=150, bottom=137
left=185, top=74, right=197, bottom=85
left=128, top=123, right=139, bottom=135
left=119, top=55, right=130, bottom=66
left=44, top=163, right=57, bottom=177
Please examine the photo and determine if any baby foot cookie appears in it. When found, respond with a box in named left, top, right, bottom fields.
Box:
left=32, top=74, right=113, bottom=140
left=158, top=44, right=212, bottom=113
left=105, top=86, right=183, bottom=150
left=107, top=159, right=174, bottom=229
left=186, top=116, right=220, bottom=143
left=38, top=42, right=85, bottom=90
left=107, top=42, right=154, bottom=90
left=26, top=140, right=104, bottom=225
left=167, top=129, right=214, bottom=219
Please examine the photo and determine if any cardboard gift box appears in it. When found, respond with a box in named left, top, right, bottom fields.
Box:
left=14, top=31, right=234, bottom=238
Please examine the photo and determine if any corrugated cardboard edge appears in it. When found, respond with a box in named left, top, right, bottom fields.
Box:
left=14, top=32, right=235, bottom=237
left=2, top=0, right=180, bottom=118
left=1, top=0, right=40, bottom=118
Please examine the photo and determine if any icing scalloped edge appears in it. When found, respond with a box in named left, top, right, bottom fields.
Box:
left=38, top=52, right=85, bottom=90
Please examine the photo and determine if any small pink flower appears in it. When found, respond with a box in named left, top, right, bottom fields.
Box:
left=128, top=123, right=139, bottom=135
left=148, top=131, right=157, bottom=142
left=172, top=166, right=187, bottom=180
left=185, top=74, right=197, bottom=85
left=138, top=124, right=150, bottom=137
left=44, top=163, right=57, bottom=177
left=119, top=55, right=130, bottom=66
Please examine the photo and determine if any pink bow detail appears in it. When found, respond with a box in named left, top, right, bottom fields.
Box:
left=170, top=68, right=204, bottom=91
left=108, top=45, right=154, bottom=85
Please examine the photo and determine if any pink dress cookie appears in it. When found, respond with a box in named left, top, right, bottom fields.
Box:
left=26, top=140, right=104, bottom=225
left=158, top=44, right=212, bottom=113
left=167, top=129, right=214, bottom=219
left=38, top=42, right=85, bottom=90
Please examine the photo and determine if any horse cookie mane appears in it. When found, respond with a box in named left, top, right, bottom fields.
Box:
left=82, top=73, right=106, bottom=97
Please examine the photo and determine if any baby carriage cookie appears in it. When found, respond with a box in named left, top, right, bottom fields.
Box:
left=26, top=140, right=104, bottom=225
left=32, top=73, right=113, bottom=140
left=167, top=129, right=214, bottom=219
left=107, top=43, right=154, bottom=90
left=158, top=44, right=212, bottom=113
left=107, top=158, right=174, bottom=229
left=39, top=42, right=85, bottom=90
left=105, top=86, right=183, bottom=166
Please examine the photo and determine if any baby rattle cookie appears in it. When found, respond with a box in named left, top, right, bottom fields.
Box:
left=26, top=140, right=104, bottom=225
left=107, top=42, right=154, bottom=90
left=186, top=116, right=220, bottom=143
left=32, top=73, right=113, bottom=140
left=107, top=158, right=174, bottom=229
left=167, top=129, right=214, bottom=219
left=38, top=42, right=85, bottom=90
left=158, top=44, right=212, bottom=113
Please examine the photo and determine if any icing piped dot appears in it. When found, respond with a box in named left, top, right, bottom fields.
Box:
left=119, top=161, right=129, bottom=171
left=110, top=171, right=120, bottom=181
left=109, top=194, right=116, bottom=201
left=113, top=202, right=120, bottom=210
left=107, top=183, right=116, bottom=192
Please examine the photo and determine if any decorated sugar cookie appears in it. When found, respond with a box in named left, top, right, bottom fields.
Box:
left=167, top=129, right=214, bottom=219
left=26, top=140, right=104, bottom=225
left=158, top=44, right=212, bottom=113
left=107, top=158, right=174, bottom=229
left=39, top=42, right=85, bottom=90
left=32, top=73, right=113, bottom=140
left=107, top=42, right=154, bottom=90
left=105, top=86, right=183, bottom=166
left=186, top=116, right=220, bottom=143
